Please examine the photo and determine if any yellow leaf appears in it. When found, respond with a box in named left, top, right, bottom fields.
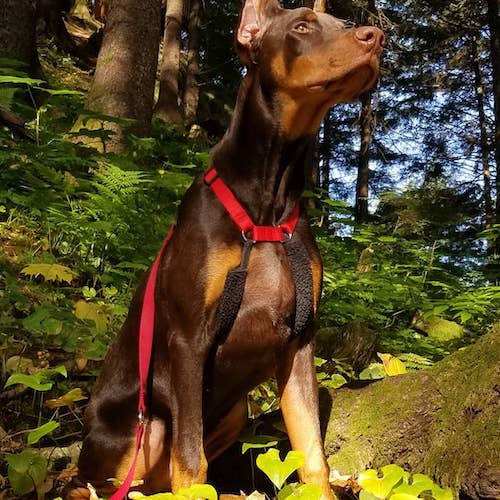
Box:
left=46, top=388, right=87, bottom=409
left=22, top=263, right=76, bottom=283
left=378, top=353, right=407, bottom=376
left=74, top=300, right=108, bottom=331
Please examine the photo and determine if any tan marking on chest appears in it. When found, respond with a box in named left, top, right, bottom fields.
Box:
left=205, top=244, right=242, bottom=306
left=310, top=255, right=322, bottom=314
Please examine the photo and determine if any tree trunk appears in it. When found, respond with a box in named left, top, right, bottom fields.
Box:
left=0, top=0, right=39, bottom=76
left=183, top=0, right=202, bottom=127
left=486, top=0, right=500, bottom=255
left=156, top=0, right=184, bottom=125
left=320, top=111, right=332, bottom=193
left=321, top=326, right=500, bottom=499
left=354, top=0, right=377, bottom=224
left=471, top=35, right=495, bottom=256
left=355, top=91, right=372, bottom=223
left=82, top=0, right=162, bottom=152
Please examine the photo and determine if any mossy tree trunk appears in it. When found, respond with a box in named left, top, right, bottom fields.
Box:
left=81, top=0, right=162, bottom=152
left=321, top=326, right=500, bottom=499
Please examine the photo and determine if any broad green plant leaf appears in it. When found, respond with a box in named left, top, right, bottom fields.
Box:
left=391, top=473, right=435, bottom=497
left=46, top=388, right=88, bottom=409
left=178, top=484, right=218, bottom=500
left=377, top=353, right=407, bottom=376
left=4, top=365, right=67, bottom=391
left=320, top=373, right=348, bottom=389
left=21, top=263, right=75, bottom=283
left=74, top=300, right=108, bottom=331
left=5, top=355, right=34, bottom=373
left=359, top=491, right=380, bottom=500
left=388, top=495, right=419, bottom=500
left=359, top=363, right=386, bottom=380
left=27, top=421, right=60, bottom=445
left=278, top=483, right=323, bottom=500
left=128, top=484, right=217, bottom=500
left=256, top=448, right=305, bottom=489
left=241, top=434, right=280, bottom=454
left=128, top=493, right=174, bottom=499
left=6, top=451, right=48, bottom=496
left=0, top=75, right=45, bottom=85
left=358, top=464, right=407, bottom=499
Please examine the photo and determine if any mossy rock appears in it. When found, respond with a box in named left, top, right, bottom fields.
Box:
left=321, top=325, right=500, bottom=499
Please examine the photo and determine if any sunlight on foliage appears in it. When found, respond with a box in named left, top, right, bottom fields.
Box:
left=21, top=263, right=76, bottom=283
left=256, top=449, right=305, bottom=489
left=358, top=465, right=453, bottom=500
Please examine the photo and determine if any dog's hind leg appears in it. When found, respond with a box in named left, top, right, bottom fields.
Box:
left=204, top=397, right=248, bottom=461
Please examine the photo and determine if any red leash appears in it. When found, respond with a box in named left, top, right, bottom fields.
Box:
left=109, top=225, right=174, bottom=500
left=110, top=167, right=300, bottom=498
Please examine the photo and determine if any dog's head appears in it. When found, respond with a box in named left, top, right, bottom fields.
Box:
left=235, top=0, right=384, bottom=138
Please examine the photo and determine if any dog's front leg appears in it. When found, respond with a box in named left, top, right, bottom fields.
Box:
left=276, top=338, right=334, bottom=500
left=168, top=336, right=208, bottom=492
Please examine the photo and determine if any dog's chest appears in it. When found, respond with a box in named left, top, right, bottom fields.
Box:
left=211, top=244, right=295, bottom=374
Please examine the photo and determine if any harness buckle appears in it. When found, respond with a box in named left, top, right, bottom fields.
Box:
left=241, top=230, right=255, bottom=243
left=138, top=409, right=145, bottom=426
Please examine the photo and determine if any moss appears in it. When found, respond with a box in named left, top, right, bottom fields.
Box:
left=323, top=326, right=500, bottom=497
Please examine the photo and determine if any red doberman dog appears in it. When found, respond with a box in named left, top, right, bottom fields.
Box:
left=71, top=1, right=383, bottom=499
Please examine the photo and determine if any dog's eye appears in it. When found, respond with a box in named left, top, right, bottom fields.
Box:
left=293, top=22, right=311, bottom=34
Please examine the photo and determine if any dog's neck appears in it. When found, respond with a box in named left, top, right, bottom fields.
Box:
left=211, top=71, right=317, bottom=226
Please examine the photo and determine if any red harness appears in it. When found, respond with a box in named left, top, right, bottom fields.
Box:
left=204, top=167, right=300, bottom=241
left=109, top=168, right=300, bottom=499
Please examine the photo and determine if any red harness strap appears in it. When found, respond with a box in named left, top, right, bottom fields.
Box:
left=204, top=167, right=300, bottom=241
left=110, top=225, right=174, bottom=500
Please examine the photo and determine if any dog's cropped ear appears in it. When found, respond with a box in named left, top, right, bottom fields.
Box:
left=236, top=0, right=281, bottom=65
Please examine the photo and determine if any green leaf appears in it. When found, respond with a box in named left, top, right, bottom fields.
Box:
left=359, top=490, right=380, bottom=500
left=178, top=484, right=218, bottom=500
left=74, top=300, right=108, bottom=331
left=4, top=373, right=53, bottom=391
left=392, top=473, right=435, bottom=497
left=6, top=451, right=48, bottom=496
left=359, top=363, right=386, bottom=380
left=0, top=75, right=45, bottom=85
left=21, top=263, right=76, bottom=283
left=46, top=388, right=88, bottom=409
left=256, top=448, right=305, bottom=489
left=4, top=365, right=67, bottom=391
left=358, top=465, right=407, bottom=499
left=27, top=421, right=60, bottom=445
left=278, top=483, right=323, bottom=500
left=388, top=494, right=419, bottom=500
left=241, top=434, right=280, bottom=454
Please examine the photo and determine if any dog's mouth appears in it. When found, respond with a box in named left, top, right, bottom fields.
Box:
left=306, top=53, right=380, bottom=95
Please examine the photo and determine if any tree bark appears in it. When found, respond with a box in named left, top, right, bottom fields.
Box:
left=471, top=35, right=495, bottom=256
left=355, top=91, right=372, bottom=223
left=183, top=0, right=202, bottom=127
left=354, top=0, right=377, bottom=224
left=486, top=0, right=500, bottom=254
left=156, top=0, right=184, bottom=125
left=321, top=326, right=500, bottom=499
left=82, top=0, right=162, bottom=152
left=0, top=0, right=39, bottom=76
left=320, top=111, right=332, bottom=193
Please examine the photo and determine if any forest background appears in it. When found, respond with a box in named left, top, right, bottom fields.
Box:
left=0, top=0, right=499, bottom=499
